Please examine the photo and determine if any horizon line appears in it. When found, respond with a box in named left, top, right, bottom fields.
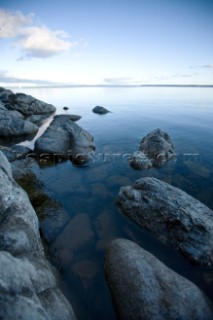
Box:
left=2, top=83, right=213, bottom=89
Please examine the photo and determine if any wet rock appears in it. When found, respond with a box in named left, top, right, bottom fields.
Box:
left=116, top=177, right=213, bottom=265
left=63, top=106, right=69, bottom=110
left=12, top=159, right=70, bottom=244
left=0, top=151, right=77, bottom=320
left=0, top=106, right=24, bottom=119
left=69, top=115, right=82, bottom=122
left=51, top=213, right=95, bottom=268
left=0, top=145, right=32, bottom=162
left=104, top=239, right=213, bottom=320
left=0, top=89, right=56, bottom=115
left=26, top=114, right=52, bottom=126
left=92, top=106, right=110, bottom=114
left=0, top=113, right=39, bottom=137
left=130, top=129, right=175, bottom=170
left=34, top=115, right=95, bottom=165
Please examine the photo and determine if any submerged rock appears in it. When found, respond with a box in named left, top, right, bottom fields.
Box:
left=34, top=115, right=95, bottom=165
left=0, top=151, right=77, bottom=319
left=92, top=106, right=110, bottom=114
left=105, top=239, right=213, bottom=320
left=130, top=129, right=175, bottom=170
left=116, top=177, right=213, bottom=265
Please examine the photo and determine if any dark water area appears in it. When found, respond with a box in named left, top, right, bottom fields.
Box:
left=13, top=86, right=213, bottom=319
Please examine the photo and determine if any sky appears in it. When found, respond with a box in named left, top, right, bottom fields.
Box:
left=0, top=0, right=213, bottom=86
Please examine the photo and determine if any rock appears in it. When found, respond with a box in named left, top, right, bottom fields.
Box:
left=129, top=129, right=175, bottom=170
left=104, top=239, right=213, bottom=320
left=26, top=114, right=52, bottom=126
left=116, top=177, right=213, bottom=265
left=51, top=213, right=95, bottom=268
left=34, top=115, right=95, bottom=165
left=12, top=158, right=70, bottom=244
left=0, top=151, right=77, bottom=319
left=69, top=115, right=82, bottom=122
left=92, top=106, right=110, bottom=114
left=0, top=145, right=32, bottom=162
left=63, top=106, right=69, bottom=110
left=129, top=150, right=152, bottom=170
left=0, top=114, right=39, bottom=137
left=0, top=88, right=56, bottom=115
left=0, top=105, right=24, bottom=119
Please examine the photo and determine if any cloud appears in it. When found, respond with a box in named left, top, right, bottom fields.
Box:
left=201, top=64, right=213, bottom=68
left=0, top=69, right=53, bottom=85
left=189, top=64, right=213, bottom=69
left=0, top=9, right=77, bottom=59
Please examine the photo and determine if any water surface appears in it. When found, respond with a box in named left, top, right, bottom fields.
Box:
left=15, top=86, right=213, bottom=319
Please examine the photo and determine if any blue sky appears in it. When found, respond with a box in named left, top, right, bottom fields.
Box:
left=0, top=0, right=213, bottom=86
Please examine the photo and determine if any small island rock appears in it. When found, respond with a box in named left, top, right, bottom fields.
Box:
left=130, top=129, right=175, bottom=170
left=92, top=106, right=110, bottom=114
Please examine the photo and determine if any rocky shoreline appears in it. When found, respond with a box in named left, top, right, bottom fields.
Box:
left=1, top=87, right=213, bottom=319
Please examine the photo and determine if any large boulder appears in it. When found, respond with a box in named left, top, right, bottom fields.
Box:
left=104, top=239, right=213, bottom=320
left=129, top=129, right=175, bottom=170
left=0, top=145, right=32, bottom=162
left=0, top=113, right=38, bottom=136
left=34, top=115, right=95, bottom=165
left=0, top=88, right=56, bottom=115
left=116, top=177, right=213, bottom=265
left=0, top=151, right=77, bottom=320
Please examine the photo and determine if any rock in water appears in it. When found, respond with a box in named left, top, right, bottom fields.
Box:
left=34, top=115, right=95, bottom=165
left=0, top=90, right=56, bottom=115
left=116, top=177, right=213, bottom=265
left=0, top=114, right=39, bottom=136
left=129, top=129, right=175, bottom=170
left=104, top=239, right=213, bottom=320
left=0, top=151, right=77, bottom=320
left=92, top=106, right=110, bottom=114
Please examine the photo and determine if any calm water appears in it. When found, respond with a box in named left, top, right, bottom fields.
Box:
left=15, top=86, right=213, bottom=319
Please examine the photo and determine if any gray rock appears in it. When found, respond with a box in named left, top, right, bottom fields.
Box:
left=0, top=114, right=39, bottom=137
left=0, top=152, right=77, bottom=320
left=129, top=129, right=175, bottom=170
left=116, top=177, right=213, bottom=265
left=104, top=239, right=213, bottom=320
left=12, top=158, right=70, bottom=244
left=34, top=115, right=95, bottom=165
left=0, top=106, right=24, bottom=119
left=63, top=106, right=69, bottom=110
left=69, top=115, right=82, bottom=122
left=0, top=89, right=56, bottom=115
left=26, top=114, right=52, bottom=126
left=92, top=106, right=110, bottom=114
left=0, top=145, right=32, bottom=162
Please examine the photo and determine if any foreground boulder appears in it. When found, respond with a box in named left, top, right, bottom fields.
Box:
left=0, top=87, right=56, bottom=139
left=116, top=177, right=213, bottom=265
left=129, top=129, right=175, bottom=170
left=34, top=115, right=95, bottom=165
left=105, top=239, right=213, bottom=320
left=0, top=145, right=32, bottom=162
left=0, top=113, right=38, bottom=137
left=0, top=151, right=77, bottom=320
left=92, top=106, right=110, bottom=114
left=0, top=88, right=56, bottom=115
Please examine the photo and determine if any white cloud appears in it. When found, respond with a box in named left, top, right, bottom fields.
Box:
left=0, top=69, right=53, bottom=85
left=19, top=26, right=76, bottom=59
left=0, top=9, right=32, bottom=38
left=201, top=64, right=213, bottom=68
left=0, top=9, right=77, bottom=59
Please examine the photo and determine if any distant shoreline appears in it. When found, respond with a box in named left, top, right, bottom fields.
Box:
left=3, top=84, right=213, bottom=89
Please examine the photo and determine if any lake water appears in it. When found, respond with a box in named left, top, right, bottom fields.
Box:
left=14, top=86, right=213, bottom=319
